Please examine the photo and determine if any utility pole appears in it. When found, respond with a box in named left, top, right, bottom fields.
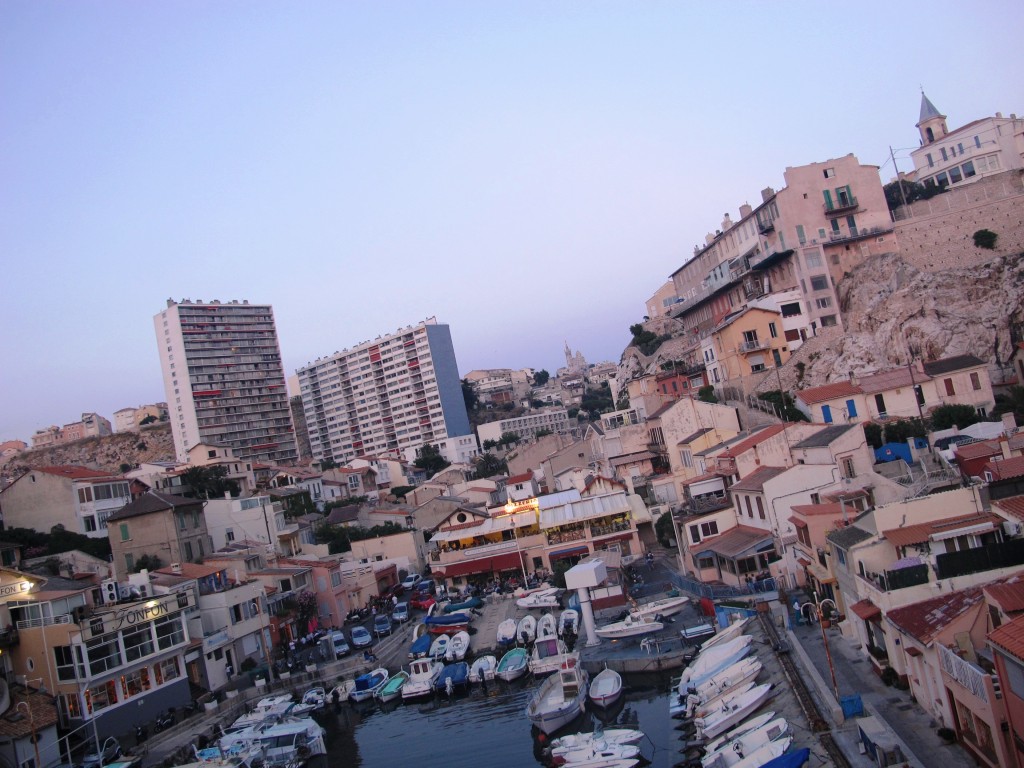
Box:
left=890, top=146, right=910, bottom=212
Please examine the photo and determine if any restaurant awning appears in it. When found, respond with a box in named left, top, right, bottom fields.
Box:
left=549, top=545, right=589, bottom=561
left=432, top=551, right=525, bottom=578
left=849, top=599, right=881, bottom=621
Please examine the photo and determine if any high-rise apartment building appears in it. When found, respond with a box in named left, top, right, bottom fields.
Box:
left=298, top=318, right=472, bottom=465
left=154, top=299, right=297, bottom=464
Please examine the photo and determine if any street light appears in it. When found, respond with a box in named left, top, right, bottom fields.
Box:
left=16, top=701, right=40, bottom=768
left=800, top=591, right=841, bottom=701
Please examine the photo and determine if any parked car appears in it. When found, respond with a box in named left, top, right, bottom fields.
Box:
left=330, top=631, right=351, bottom=658
left=413, top=580, right=436, bottom=595
left=373, top=613, right=393, bottom=637
left=401, top=573, right=422, bottom=590
left=382, top=583, right=405, bottom=600
left=350, top=626, right=373, bottom=648
left=409, top=593, right=436, bottom=611
left=392, top=602, right=410, bottom=623
left=81, top=739, right=121, bottom=768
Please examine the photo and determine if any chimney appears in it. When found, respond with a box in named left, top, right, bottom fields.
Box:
left=722, top=213, right=733, bottom=231
left=739, top=203, right=753, bottom=218
left=761, top=187, right=775, bottom=202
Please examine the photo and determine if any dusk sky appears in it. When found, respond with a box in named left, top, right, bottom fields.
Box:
left=2, top=2, right=1023, bottom=442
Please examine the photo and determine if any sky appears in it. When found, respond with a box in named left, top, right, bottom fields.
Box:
left=2, top=1, right=1023, bottom=442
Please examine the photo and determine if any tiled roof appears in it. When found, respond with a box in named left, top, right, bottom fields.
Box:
left=728, top=465, right=788, bottom=492
left=984, top=577, right=1024, bottom=615
left=826, top=524, right=872, bottom=550
left=106, top=490, right=202, bottom=522
left=796, top=381, right=861, bottom=405
left=922, top=354, right=987, bottom=376
left=791, top=502, right=846, bottom=517
left=0, top=689, right=59, bottom=739
left=857, top=367, right=920, bottom=394
left=155, top=562, right=225, bottom=579
left=695, top=524, right=773, bottom=559
left=609, top=451, right=657, bottom=467
left=682, top=472, right=722, bottom=487
left=849, top=599, right=881, bottom=621
left=720, top=424, right=788, bottom=457
left=792, top=424, right=857, bottom=449
left=984, top=456, right=1024, bottom=481
left=954, top=440, right=1002, bottom=461
left=882, top=512, right=1003, bottom=548
left=506, top=472, right=534, bottom=484
left=886, top=587, right=985, bottom=644
left=36, top=465, right=117, bottom=480
left=989, top=614, right=1024, bottom=661
left=993, top=495, right=1024, bottom=521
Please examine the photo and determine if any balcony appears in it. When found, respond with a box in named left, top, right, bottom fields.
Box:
left=739, top=339, right=770, bottom=354
left=936, top=539, right=1024, bottom=580
left=826, top=225, right=893, bottom=244
left=757, top=218, right=775, bottom=234
left=824, top=195, right=859, bottom=215
left=590, top=519, right=632, bottom=539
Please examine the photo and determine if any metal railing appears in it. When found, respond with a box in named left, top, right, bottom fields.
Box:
left=16, top=614, right=72, bottom=630
left=668, top=572, right=778, bottom=601
left=739, top=339, right=770, bottom=353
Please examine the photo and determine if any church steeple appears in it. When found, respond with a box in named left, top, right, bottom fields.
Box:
left=916, top=91, right=948, bottom=145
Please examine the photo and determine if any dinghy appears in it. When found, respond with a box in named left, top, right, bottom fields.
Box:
left=348, top=668, right=389, bottom=702
left=701, top=717, right=789, bottom=768
left=468, top=655, right=497, bottom=683
left=588, top=667, right=623, bottom=708
left=516, top=588, right=562, bottom=610
left=595, top=613, right=663, bottom=639
left=701, top=617, right=751, bottom=651
left=496, top=646, right=529, bottom=681
left=559, top=609, right=580, bottom=636
left=517, top=614, right=537, bottom=645
left=537, top=612, right=558, bottom=638
left=497, top=618, right=518, bottom=646
left=409, top=632, right=431, bottom=659
left=677, top=636, right=754, bottom=689
left=704, top=737, right=791, bottom=768
left=633, top=595, right=690, bottom=619
left=695, top=683, right=773, bottom=739
left=557, top=742, right=640, bottom=764
left=429, top=633, right=450, bottom=660
left=445, top=630, right=471, bottom=661
left=549, top=727, right=644, bottom=758
left=435, top=661, right=470, bottom=694
left=375, top=670, right=409, bottom=703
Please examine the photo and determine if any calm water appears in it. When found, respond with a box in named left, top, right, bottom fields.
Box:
left=314, top=672, right=676, bottom=768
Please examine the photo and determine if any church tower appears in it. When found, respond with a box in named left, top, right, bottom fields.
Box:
left=916, top=91, right=948, bottom=146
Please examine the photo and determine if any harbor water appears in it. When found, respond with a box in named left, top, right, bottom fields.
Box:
left=315, top=672, right=675, bottom=768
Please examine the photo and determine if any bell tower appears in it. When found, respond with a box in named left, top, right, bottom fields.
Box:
left=916, top=91, right=948, bottom=145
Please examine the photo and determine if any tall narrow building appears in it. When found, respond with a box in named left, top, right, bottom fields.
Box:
left=297, top=318, right=471, bottom=465
left=154, top=298, right=297, bottom=464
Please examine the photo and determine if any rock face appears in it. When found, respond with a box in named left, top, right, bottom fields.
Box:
left=3, top=424, right=175, bottom=475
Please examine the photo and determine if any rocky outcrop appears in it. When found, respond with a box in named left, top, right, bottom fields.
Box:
left=3, top=424, right=175, bottom=474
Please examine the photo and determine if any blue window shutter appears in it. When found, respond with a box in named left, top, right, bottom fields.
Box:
left=822, top=405, right=833, bottom=423
left=846, top=399, right=857, bottom=418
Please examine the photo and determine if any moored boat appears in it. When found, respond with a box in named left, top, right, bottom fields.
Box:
left=694, top=683, right=773, bottom=739
left=588, top=667, right=623, bottom=708
left=517, top=614, right=537, bottom=645
left=557, top=742, right=640, bottom=765
left=549, top=727, right=644, bottom=758
left=409, top=632, right=431, bottom=659
left=375, top=669, right=410, bottom=703
left=700, top=617, right=751, bottom=652
left=559, top=609, right=580, bottom=637
left=424, top=612, right=471, bottom=634
left=496, top=646, right=529, bottom=681
left=525, top=658, right=589, bottom=735
left=759, top=747, right=810, bottom=768
left=516, top=588, right=562, bottom=610
left=677, top=635, right=754, bottom=689
left=497, top=618, right=518, bottom=646
left=402, top=658, right=443, bottom=700
left=701, top=717, right=789, bottom=768
left=704, top=736, right=791, bottom=768
left=445, top=630, right=471, bottom=661
left=595, top=613, right=663, bottom=639
left=435, top=661, right=470, bottom=694
left=443, top=596, right=483, bottom=614
left=349, top=668, right=389, bottom=702
left=429, top=633, right=450, bottom=660
left=468, top=655, right=497, bottom=683
left=632, top=595, right=690, bottom=619
left=673, top=658, right=763, bottom=711
left=529, top=635, right=576, bottom=676
left=537, top=612, right=557, bottom=638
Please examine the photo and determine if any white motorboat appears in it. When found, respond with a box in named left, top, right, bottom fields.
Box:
left=588, top=667, right=623, bottom=708
left=496, top=646, right=529, bottom=681
left=517, top=588, right=562, bottom=610
left=549, top=727, right=644, bottom=758
left=219, top=716, right=327, bottom=766
left=701, top=717, right=789, bottom=768
left=402, top=658, right=443, bottom=699
left=595, top=613, right=663, bottom=639
left=557, top=742, right=640, bottom=764
left=525, top=658, right=590, bottom=735
left=676, top=682, right=756, bottom=721
left=517, top=614, right=538, bottom=644
left=633, top=595, right=690, bottom=619
left=695, top=683, right=773, bottom=739
left=677, top=635, right=754, bottom=689
left=513, top=583, right=556, bottom=598
left=328, top=680, right=355, bottom=703
left=701, top=617, right=752, bottom=652
left=430, top=633, right=450, bottom=660
left=497, top=618, right=518, bottom=646
left=468, top=655, right=497, bottom=683
left=538, top=612, right=558, bottom=638
left=703, top=711, right=776, bottom=750
left=445, top=630, right=471, bottom=661
left=529, top=635, right=576, bottom=676
left=674, top=657, right=763, bottom=705
left=298, top=686, right=326, bottom=711
left=704, top=736, right=791, bottom=768
left=348, top=668, right=389, bottom=702
left=559, top=609, right=580, bottom=636
left=547, top=757, right=638, bottom=768
left=230, top=694, right=295, bottom=728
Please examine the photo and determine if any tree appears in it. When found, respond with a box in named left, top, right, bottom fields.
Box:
left=535, top=428, right=552, bottom=438
left=994, top=386, right=1024, bottom=425
left=567, top=408, right=579, bottom=419
left=931, top=404, right=981, bottom=431
left=698, top=385, right=719, bottom=404
left=296, top=590, right=318, bottom=628
left=863, top=422, right=883, bottom=450
left=134, top=554, right=164, bottom=572
left=884, top=417, right=929, bottom=445
left=973, top=229, right=998, bottom=249
left=474, top=453, right=508, bottom=479
left=180, top=465, right=240, bottom=499
left=655, top=512, right=676, bottom=548
left=139, top=415, right=157, bottom=426
left=531, top=399, right=545, bottom=408
left=414, top=444, right=450, bottom=477
left=756, top=390, right=809, bottom=422
left=533, top=369, right=550, bottom=386
left=499, top=431, right=521, bottom=448
left=461, top=378, right=479, bottom=412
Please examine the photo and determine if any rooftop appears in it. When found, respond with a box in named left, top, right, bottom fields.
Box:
left=826, top=524, right=873, bottom=550
left=983, top=456, right=1024, bottom=481
left=795, top=381, right=861, bottom=405
left=678, top=427, right=714, bottom=446
left=886, top=586, right=985, bottom=645
left=35, top=465, right=119, bottom=481
left=728, top=465, right=789, bottom=493
left=719, top=424, right=788, bottom=458
left=106, top=490, right=203, bottom=522
left=984, top=577, right=1024, bottom=615
left=989, top=613, right=1024, bottom=661
left=954, top=440, right=1003, bottom=461
left=792, top=424, right=857, bottom=449
left=993, top=495, right=1024, bottom=521
left=881, top=512, right=1003, bottom=548
left=922, top=354, right=986, bottom=376
left=791, top=502, right=847, bottom=517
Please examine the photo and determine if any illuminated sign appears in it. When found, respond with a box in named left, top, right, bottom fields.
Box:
left=84, top=590, right=194, bottom=639
left=500, top=498, right=539, bottom=516
left=0, top=575, right=34, bottom=604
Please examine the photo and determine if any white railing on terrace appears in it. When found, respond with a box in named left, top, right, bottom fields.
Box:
left=459, top=540, right=517, bottom=557
left=17, top=614, right=72, bottom=630
left=939, top=644, right=997, bottom=702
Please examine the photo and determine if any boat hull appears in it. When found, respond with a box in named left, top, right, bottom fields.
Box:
left=588, top=668, right=623, bottom=708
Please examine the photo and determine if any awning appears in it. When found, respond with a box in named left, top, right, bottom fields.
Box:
left=549, top=545, right=589, bottom=560
left=849, top=599, right=881, bottom=621
left=905, top=647, right=923, bottom=658
left=432, top=551, right=524, bottom=578
left=593, top=532, right=632, bottom=544
left=797, top=557, right=812, bottom=567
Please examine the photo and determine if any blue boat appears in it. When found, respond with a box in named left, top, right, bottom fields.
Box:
left=760, top=747, right=810, bottom=768
left=434, top=662, right=470, bottom=693
left=424, top=612, right=472, bottom=634
left=409, top=633, right=431, bottom=659
left=443, top=596, right=483, bottom=614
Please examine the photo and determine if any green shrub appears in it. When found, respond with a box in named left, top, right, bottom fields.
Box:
left=973, top=229, right=997, bottom=249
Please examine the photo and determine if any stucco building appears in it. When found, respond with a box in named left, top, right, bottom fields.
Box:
left=0, top=466, right=132, bottom=538
left=106, top=491, right=214, bottom=579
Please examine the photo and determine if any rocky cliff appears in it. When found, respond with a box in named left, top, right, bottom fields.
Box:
left=3, top=423, right=175, bottom=475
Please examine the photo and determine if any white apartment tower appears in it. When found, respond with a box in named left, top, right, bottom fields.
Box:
left=155, top=299, right=297, bottom=464
left=298, top=318, right=472, bottom=465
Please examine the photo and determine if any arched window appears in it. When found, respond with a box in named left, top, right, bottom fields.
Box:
left=925, top=126, right=934, bottom=143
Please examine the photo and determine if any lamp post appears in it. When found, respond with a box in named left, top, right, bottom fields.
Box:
left=801, top=591, right=841, bottom=701
left=251, top=599, right=271, bottom=673
left=16, top=701, right=40, bottom=768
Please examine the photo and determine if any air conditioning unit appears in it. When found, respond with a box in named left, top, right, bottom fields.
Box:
left=1003, top=521, right=1022, bottom=538
left=101, top=579, right=119, bottom=605
left=117, top=585, right=132, bottom=600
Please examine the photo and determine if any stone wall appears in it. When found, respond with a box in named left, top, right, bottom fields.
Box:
left=893, top=170, right=1024, bottom=271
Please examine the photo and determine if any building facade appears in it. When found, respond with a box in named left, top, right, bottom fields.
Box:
left=0, top=466, right=131, bottom=538
left=297, top=318, right=472, bottom=466
left=154, top=299, right=297, bottom=464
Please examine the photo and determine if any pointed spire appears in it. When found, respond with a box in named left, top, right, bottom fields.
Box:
left=918, top=91, right=944, bottom=125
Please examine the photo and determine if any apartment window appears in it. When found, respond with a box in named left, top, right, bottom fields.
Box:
left=804, top=250, right=822, bottom=268
left=86, top=680, right=118, bottom=714
left=688, top=524, right=701, bottom=544
left=962, top=160, right=976, bottom=178
left=226, top=528, right=235, bottom=542
left=756, top=498, right=765, bottom=520
left=701, top=521, right=719, bottom=537
left=820, top=315, right=838, bottom=327
left=949, top=166, right=963, bottom=184
left=836, top=548, right=847, bottom=567
left=937, top=172, right=949, bottom=188
left=183, top=541, right=193, bottom=561
left=940, top=147, right=948, bottom=161
left=83, top=516, right=97, bottom=532
left=815, top=297, right=832, bottom=309
left=926, top=153, right=933, bottom=168
left=796, top=225, right=806, bottom=245
left=192, top=510, right=200, bottom=528
left=119, top=523, right=130, bottom=541
left=970, top=372, right=982, bottom=391
left=769, top=323, right=778, bottom=339
left=810, top=275, right=829, bottom=291
left=944, top=378, right=955, bottom=396
left=123, top=624, right=155, bottom=662
left=125, top=553, right=134, bottom=572
left=781, top=302, right=802, bottom=318
left=744, top=497, right=753, bottom=517
left=742, top=330, right=758, bottom=344
left=77, top=487, right=93, bottom=503
left=154, top=658, right=179, bottom=685
left=178, top=514, right=186, bottom=531
left=696, top=556, right=715, bottom=570
left=680, top=449, right=693, bottom=468
left=823, top=168, right=835, bottom=178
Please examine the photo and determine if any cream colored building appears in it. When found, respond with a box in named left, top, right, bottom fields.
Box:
left=106, top=491, right=214, bottom=579
left=0, top=465, right=130, bottom=538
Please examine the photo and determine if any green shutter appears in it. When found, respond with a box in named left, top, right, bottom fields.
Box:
left=823, top=189, right=833, bottom=210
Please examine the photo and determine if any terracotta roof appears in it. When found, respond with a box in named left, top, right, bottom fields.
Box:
left=682, top=472, right=721, bottom=487
left=506, top=472, right=534, bottom=485
left=106, top=490, right=203, bottom=522
left=35, top=465, right=118, bottom=480
left=984, top=578, right=1024, bottom=615
left=882, top=512, right=1003, bottom=548
left=0, top=688, right=59, bottom=739
left=886, top=587, right=985, bottom=644
left=155, top=562, right=225, bottom=579
left=791, top=502, right=846, bottom=517
left=954, top=440, right=1003, bottom=461
left=993, top=495, right=1024, bottom=521
left=720, top=424, right=788, bottom=457
left=983, top=456, right=1024, bottom=481
left=796, top=381, right=862, bottom=405
left=989, top=614, right=1024, bottom=661
left=849, top=599, right=881, bottom=621
left=857, top=367, right=920, bottom=394
left=922, top=354, right=987, bottom=376
left=728, top=465, right=788, bottom=492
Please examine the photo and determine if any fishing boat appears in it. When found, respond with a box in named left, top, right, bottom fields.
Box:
left=495, top=646, right=529, bottom=681
left=704, top=737, right=791, bottom=768
left=694, top=683, right=773, bottom=739
left=588, top=667, right=623, bottom=708
left=219, top=717, right=327, bottom=766
left=424, top=612, right=471, bottom=634
left=759, top=747, right=810, bottom=768
left=549, top=727, right=645, bottom=758
left=516, top=588, right=562, bottom=610
left=537, top=612, right=557, bottom=638
left=595, top=613, right=663, bottom=639
left=229, top=695, right=296, bottom=729
left=348, top=668, right=389, bottom=702
left=435, top=662, right=470, bottom=694
left=677, top=636, right=754, bottom=689
left=674, top=657, right=763, bottom=704
left=402, top=658, right=443, bottom=700
left=633, top=595, right=690, bottom=619
left=517, top=614, right=538, bottom=645
left=409, top=632, right=432, bottom=659
left=445, top=630, right=471, bottom=661
left=468, top=655, right=497, bottom=683
left=529, top=635, right=576, bottom=676
left=429, top=634, right=450, bottom=660
left=328, top=681, right=355, bottom=703
left=559, top=609, right=580, bottom=637
left=443, top=596, right=483, bottom=614
left=701, top=618, right=751, bottom=652
left=497, top=618, right=518, bottom=646
left=525, top=657, right=590, bottom=735
left=701, top=717, right=789, bottom=768
left=375, top=669, right=410, bottom=703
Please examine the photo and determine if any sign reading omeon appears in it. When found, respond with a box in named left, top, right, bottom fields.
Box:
left=81, top=590, right=195, bottom=639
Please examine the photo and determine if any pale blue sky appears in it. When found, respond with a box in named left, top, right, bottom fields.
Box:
left=2, top=1, right=1022, bottom=442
